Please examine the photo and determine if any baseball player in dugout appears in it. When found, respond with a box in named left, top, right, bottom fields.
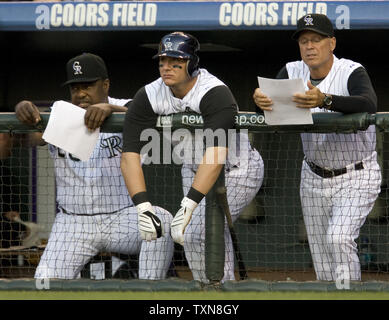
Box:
left=253, top=14, right=381, bottom=281
left=121, top=31, right=264, bottom=283
left=14, top=53, right=174, bottom=280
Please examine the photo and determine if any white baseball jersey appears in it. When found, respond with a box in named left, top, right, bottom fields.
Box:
left=286, top=56, right=381, bottom=281
left=286, top=55, right=376, bottom=169
left=49, top=97, right=133, bottom=214
left=146, top=68, right=250, bottom=169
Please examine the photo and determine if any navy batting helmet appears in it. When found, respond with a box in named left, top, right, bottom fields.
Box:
left=153, top=32, right=200, bottom=76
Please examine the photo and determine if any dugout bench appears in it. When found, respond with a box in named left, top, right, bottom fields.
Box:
left=0, top=245, right=45, bottom=278
left=0, top=245, right=138, bottom=279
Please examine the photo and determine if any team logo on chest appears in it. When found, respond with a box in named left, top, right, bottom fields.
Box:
left=304, top=15, right=314, bottom=26
left=73, top=61, right=83, bottom=75
left=100, top=136, right=122, bottom=158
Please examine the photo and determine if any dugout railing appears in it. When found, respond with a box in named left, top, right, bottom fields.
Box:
left=1, top=111, right=389, bottom=292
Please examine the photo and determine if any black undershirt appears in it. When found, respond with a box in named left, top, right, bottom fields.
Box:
left=122, top=85, right=238, bottom=154
left=276, top=66, right=377, bottom=114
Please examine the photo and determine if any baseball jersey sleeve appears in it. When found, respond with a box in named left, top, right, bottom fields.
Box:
left=332, top=67, right=377, bottom=114
left=199, top=85, right=237, bottom=132
left=276, top=66, right=289, bottom=79
left=122, top=87, right=158, bottom=154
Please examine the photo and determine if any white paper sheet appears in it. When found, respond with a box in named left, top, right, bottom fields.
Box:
left=42, top=100, right=100, bottom=161
left=257, top=77, right=313, bottom=125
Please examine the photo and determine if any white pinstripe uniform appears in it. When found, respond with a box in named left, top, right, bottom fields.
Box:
left=35, top=97, right=174, bottom=280
left=146, top=69, right=264, bottom=282
left=286, top=56, right=382, bottom=281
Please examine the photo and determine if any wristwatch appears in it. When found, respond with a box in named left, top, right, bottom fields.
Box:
left=322, top=94, right=333, bottom=109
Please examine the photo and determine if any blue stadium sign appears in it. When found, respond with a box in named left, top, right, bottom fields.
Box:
left=0, top=1, right=388, bottom=31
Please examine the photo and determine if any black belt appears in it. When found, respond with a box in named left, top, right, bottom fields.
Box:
left=60, top=206, right=132, bottom=216
left=305, top=159, right=364, bottom=178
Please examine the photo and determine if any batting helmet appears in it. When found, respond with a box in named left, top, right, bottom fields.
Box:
left=153, top=32, right=200, bottom=76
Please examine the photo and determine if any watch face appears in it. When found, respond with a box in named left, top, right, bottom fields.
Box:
left=324, top=95, right=332, bottom=106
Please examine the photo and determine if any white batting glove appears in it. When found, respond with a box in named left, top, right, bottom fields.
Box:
left=136, top=202, right=164, bottom=241
left=171, top=197, right=198, bottom=246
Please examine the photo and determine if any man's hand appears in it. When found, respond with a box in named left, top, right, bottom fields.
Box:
left=171, top=197, right=198, bottom=246
left=292, top=80, right=325, bottom=109
left=15, top=101, right=41, bottom=125
left=253, top=88, right=273, bottom=111
left=4, top=210, right=20, bottom=222
left=136, top=202, right=163, bottom=241
left=84, top=103, right=113, bottom=131
left=0, top=133, right=12, bottom=160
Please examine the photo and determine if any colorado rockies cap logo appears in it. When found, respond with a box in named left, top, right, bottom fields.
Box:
left=73, top=61, right=82, bottom=75
left=164, top=38, right=173, bottom=51
left=304, top=14, right=314, bottom=26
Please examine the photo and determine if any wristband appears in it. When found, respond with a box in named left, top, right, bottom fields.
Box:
left=186, top=187, right=205, bottom=204
left=132, top=191, right=149, bottom=206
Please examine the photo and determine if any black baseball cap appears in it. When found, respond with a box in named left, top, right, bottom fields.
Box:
left=62, top=53, right=108, bottom=86
left=292, top=14, right=334, bottom=40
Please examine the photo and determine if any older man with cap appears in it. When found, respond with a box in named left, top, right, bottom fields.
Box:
left=14, top=53, right=174, bottom=280
left=253, top=14, right=381, bottom=282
